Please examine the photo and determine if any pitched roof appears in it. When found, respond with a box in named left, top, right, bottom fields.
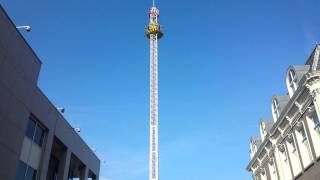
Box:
left=305, top=44, right=320, bottom=70
left=260, top=119, right=274, bottom=133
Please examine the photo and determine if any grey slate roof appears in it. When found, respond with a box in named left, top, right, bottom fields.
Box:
left=272, top=95, right=290, bottom=114
left=260, top=119, right=274, bottom=133
left=250, top=137, right=262, bottom=147
left=288, top=65, right=310, bottom=83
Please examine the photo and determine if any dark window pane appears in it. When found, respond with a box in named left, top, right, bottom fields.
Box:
left=26, top=119, right=36, bottom=139
left=313, top=112, right=320, bottom=125
left=16, top=161, right=27, bottom=180
left=32, top=170, right=37, bottom=180
left=34, top=125, right=44, bottom=146
left=25, top=167, right=37, bottom=180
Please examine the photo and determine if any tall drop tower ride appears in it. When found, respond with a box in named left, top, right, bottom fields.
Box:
left=145, top=1, right=163, bottom=180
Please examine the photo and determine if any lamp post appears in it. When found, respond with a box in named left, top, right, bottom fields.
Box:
left=16, top=25, right=31, bottom=32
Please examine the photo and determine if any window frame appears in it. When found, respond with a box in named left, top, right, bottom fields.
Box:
left=311, top=111, right=320, bottom=132
left=15, top=160, right=37, bottom=180
left=298, top=126, right=307, bottom=143
left=26, top=120, right=36, bottom=141
left=287, top=68, right=298, bottom=96
left=26, top=116, right=46, bottom=147
left=287, top=134, right=297, bottom=153
left=272, top=99, right=281, bottom=120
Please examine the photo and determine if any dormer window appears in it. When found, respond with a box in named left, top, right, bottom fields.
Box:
left=272, top=99, right=280, bottom=120
left=260, top=123, right=266, bottom=141
left=250, top=143, right=258, bottom=155
left=253, top=144, right=257, bottom=153
left=250, top=143, right=257, bottom=159
left=287, top=69, right=298, bottom=97
left=250, top=139, right=261, bottom=159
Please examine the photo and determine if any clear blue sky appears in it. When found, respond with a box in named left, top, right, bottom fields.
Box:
left=2, top=0, right=320, bottom=179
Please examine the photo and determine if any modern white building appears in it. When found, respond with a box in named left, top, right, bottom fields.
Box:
left=247, top=45, right=320, bottom=180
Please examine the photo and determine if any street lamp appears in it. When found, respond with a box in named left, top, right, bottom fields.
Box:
left=73, top=127, right=81, bottom=133
left=16, top=25, right=31, bottom=32
left=57, top=107, right=65, bottom=113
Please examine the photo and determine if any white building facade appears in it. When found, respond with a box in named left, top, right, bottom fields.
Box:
left=247, top=45, right=320, bottom=180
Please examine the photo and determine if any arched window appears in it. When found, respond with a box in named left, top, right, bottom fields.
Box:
left=287, top=69, right=298, bottom=96
left=251, top=143, right=257, bottom=154
left=272, top=99, right=280, bottom=120
left=296, top=123, right=313, bottom=167
left=287, top=134, right=296, bottom=152
left=306, top=109, right=320, bottom=157
left=250, top=142, right=258, bottom=159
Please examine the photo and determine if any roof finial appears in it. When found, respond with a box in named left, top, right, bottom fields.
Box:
left=312, top=44, right=320, bottom=71
left=153, top=0, right=155, bottom=7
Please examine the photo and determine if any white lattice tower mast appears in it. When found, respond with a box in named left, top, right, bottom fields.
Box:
left=145, top=2, right=163, bottom=180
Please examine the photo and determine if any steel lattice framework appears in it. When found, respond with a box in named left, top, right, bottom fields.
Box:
left=145, top=4, right=163, bottom=180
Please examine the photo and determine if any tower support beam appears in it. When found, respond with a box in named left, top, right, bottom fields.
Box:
left=146, top=5, right=163, bottom=180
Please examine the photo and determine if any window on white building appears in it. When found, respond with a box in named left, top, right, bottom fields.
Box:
left=312, top=111, right=320, bottom=133
left=272, top=99, right=281, bottom=120
left=296, top=123, right=313, bottom=168
left=287, top=135, right=296, bottom=153
left=298, top=127, right=307, bottom=143
left=307, top=110, right=320, bottom=158
left=275, top=149, right=285, bottom=180
left=278, top=144, right=292, bottom=179
left=287, top=69, right=298, bottom=97
left=268, top=158, right=278, bottom=180
left=286, top=134, right=302, bottom=177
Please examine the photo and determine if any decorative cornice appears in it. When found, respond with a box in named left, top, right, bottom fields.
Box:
left=269, top=157, right=275, bottom=165
left=305, top=72, right=320, bottom=98
left=285, top=115, right=292, bottom=123
left=294, top=102, right=303, bottom=114
left=296, top=121, right=303, bottom=129
left=311, top=89, right=320, bottom=99
left=305, top=106, right=315, bottom=117
left=278, top=127, right=284, bottom=135
left=278, top=144, right=286, bottom=153
left=287, top=134, right=294, bottom=143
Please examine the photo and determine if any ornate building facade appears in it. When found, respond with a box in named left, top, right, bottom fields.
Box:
left=247, top=45, right=320, bottom=180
